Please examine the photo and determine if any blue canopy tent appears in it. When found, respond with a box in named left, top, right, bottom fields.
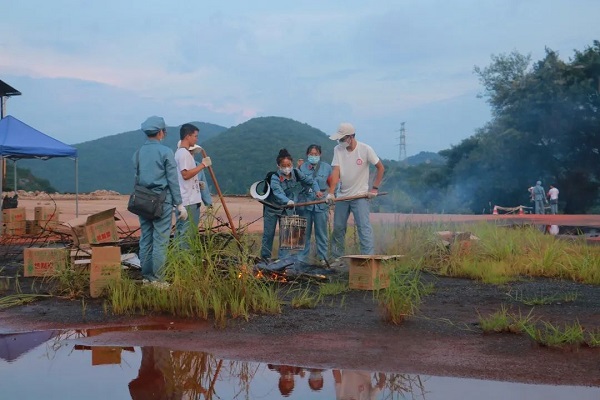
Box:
left=0, top=115, right=79, bottom=220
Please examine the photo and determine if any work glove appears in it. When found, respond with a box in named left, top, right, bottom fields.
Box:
left=177, top=204, right=188, bottom=221
left=367, top=191, right=378, bottom=199
left=201, top=157, right=212, bottom=168
left=325, top=193, right=335, bottom=205
left=287, top=200, right=295, bottom=207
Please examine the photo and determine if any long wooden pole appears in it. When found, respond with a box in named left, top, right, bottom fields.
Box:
left=293, top=192, right=387, bottom=208
left=200, top=148, right=239, bottom=241
left=259, top=192, right=388, bottom=210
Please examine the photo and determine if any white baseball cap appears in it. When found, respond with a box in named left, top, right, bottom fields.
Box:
left=250, top=180, right=271, bottom=200
left=329, top=122, right=355, bottom=140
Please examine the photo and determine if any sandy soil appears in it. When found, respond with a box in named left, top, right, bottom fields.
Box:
left=12, top=192, right=600, bottom=234
left=2, top=193, right=600, bottom=386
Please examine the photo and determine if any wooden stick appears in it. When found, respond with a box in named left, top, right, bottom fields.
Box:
left=199, top=148, right=239, bottom=241
left=259, top=192, right=388, bottom=210
left=293, top=192, right=388, bottom=208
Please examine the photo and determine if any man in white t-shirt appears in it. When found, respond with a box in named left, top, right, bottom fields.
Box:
left=326, top=123, right=385, bottom=258
left=333, top=369, right=386, bottom=400
left=547, top=184, right=559, bottom=215
left=174, top=123, right=212, bottom=242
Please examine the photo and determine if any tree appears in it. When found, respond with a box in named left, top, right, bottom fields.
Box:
left=445, top=43, right=600, bottom=213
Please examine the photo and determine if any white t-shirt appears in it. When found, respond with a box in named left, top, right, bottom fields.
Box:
left=174, top=148, right=202, bottom=206
left=335, top=371, right=381, bottom=400
left=331, top=141, right=380, bottom=197
left=548, top=187, right=559, bottom=200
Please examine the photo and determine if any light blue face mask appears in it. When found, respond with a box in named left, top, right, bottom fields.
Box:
left=307, top=155, right=320, bottom=164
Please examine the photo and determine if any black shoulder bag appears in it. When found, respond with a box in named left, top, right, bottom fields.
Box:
left=127, top=150, right=167, bottom=220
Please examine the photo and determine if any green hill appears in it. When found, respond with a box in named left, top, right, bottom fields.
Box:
left=405, top=151, right=445, bottom=166
left=19, top=117, right=336, bottom=195
left=20, top=122, right=227, bottom=193
left=2, top=166, right=57, bottom=192
left=196, top=116, right=336, bottom=194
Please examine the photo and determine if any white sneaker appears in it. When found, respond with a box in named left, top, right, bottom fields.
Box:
left=150, top=281, right=171, bottom=290
left=328, top=258, right=346, bottom=269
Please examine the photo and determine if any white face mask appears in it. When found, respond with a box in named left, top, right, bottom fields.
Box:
left=339, top=140, right=350, bottom=149
left=280, top=167, right=293, bottom=175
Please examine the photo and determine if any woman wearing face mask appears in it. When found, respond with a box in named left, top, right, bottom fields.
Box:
left=297, top=144, right=330, bottom=264
left=260, top=148, right=320, bottom=260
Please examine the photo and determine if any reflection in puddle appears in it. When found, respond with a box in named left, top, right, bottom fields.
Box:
left=0, top=329, right=599, bottom=399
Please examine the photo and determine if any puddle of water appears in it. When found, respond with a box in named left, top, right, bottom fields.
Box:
left=0, top=329, right=599, bottom=399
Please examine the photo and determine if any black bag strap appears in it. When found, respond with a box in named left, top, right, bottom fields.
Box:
left=134, top=150, right=141, bottom=185
left=311, top=161, right=321, bottom=178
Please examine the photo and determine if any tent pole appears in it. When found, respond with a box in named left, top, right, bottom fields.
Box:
left=0, top=155, right=3, bottom=226
left=13, top=160, right=17, bottom=192
left=75, top=158, right=79, bottom=217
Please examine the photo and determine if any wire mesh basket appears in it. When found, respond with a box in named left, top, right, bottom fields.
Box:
left=278, top=215, right=307, bottom=250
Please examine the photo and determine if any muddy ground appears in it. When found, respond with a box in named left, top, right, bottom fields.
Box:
left=2, top=262, right=600, bottom=387
left=1, top=194, right=600, bottom=387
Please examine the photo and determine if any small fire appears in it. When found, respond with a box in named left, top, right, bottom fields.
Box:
left=237, top=264, right=287, bottom=282
left=253, top=269, right=287, bottom=282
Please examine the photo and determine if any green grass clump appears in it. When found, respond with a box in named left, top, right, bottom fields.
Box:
left=0, top=273, right=8, bottom=294
left=478, top=305, right=512, bottom=333
left=372, top=222, right=600, bottom=285
left=478, top=306, right=600, bottom=349
left=287, top=285, right=321, bottom=309
left=523, top=320, right=586, bottom=348
left=43, top=262, right=89, bottom=299
left=585, top=329, right=600, bottom=347
left=0, top=293, right=51, bottom=309
left=318, top=281, right=348, bottom=297
left=478, top=305, right=536, bottom=334
left=108, top=215, right=281, bottom=327
left=377, top=261, right=427, bottom=324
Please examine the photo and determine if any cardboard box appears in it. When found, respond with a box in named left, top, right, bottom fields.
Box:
left=2, top=207, right=26, bottom=223
left=3, top=221, right=26, bottom=236
left=344, top=255, right=402, bottom=290
left=85, top=210, right=119, bottom=244
left=25, top=220, right=37, bottom=235
left=70, top=247, right=93, bottom=266
left=74, top=342, right=133, bottom=366
left=35, top=219, right=60, bottom=229
left=26, top=219, right=58, bottom=236
left=34, top=206, right=60, bottom=222
left=90, top=246, right=121, bottom=298
left=91, top=347, right=122, bottom=366
left=23, top=247, right=69, bottom=277
left=63, top=208, right=119, bottom=245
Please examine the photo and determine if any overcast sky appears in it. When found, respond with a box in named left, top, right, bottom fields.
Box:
left=1, top=0, right=598, bottom=160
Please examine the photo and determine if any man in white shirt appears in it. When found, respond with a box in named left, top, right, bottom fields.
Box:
left=333, top=369, right=386, bottom=400
left=174, top=123, right=212, bottom=242
left=326, top=122, right=385, bottom=258
left=547, top=184, right=559, bottom=215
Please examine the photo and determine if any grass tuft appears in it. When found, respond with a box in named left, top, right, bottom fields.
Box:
left=377, top=261, right=427, bottom=324
left=108, top=216, right=282, bottom=327
left=478, top=305, right=536, bottom=334
left=523, top=320, right=586, bottom=348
